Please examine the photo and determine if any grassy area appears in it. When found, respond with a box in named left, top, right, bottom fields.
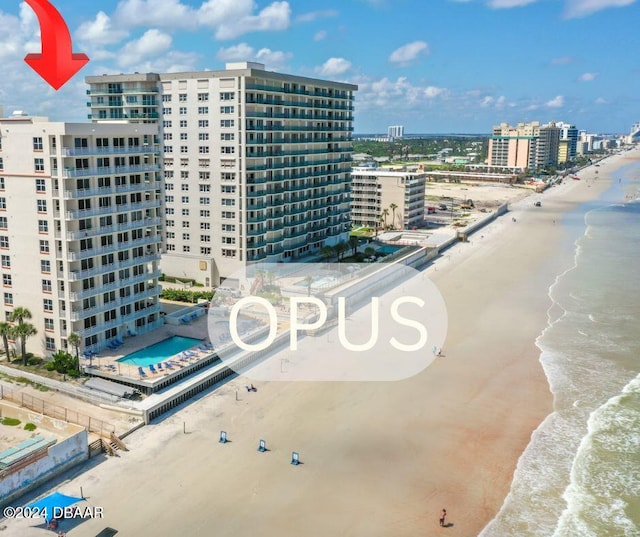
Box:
left=24, top=423, right=37, bottom=431
left=350, top=227, right=374, bottom=238
left=1, top=417, right=21, bottom=426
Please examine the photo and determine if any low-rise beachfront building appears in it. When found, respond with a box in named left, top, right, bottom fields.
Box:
left=350, top=166, right=426, bottom=230
left=0, top=113, right=163, bottom=356
left=86, top=62, right=357, bottom=286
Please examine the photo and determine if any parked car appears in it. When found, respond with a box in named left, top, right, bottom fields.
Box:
left=534, top=201, right=542, bottom=207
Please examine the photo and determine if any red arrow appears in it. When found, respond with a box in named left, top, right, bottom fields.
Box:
left=24, top=0, right=89, bottom=90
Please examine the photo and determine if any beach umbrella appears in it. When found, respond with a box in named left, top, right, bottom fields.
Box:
left=25, top=491, right=85, bottom=522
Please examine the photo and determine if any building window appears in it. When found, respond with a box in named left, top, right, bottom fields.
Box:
left=200, top=247, right=211, bottom=255
left=198, top=120, right=209, bottom=128
left=181, top=208, right=189, bottom=216
left=0, top=158, right=3, bottom=172
left=180, top=146, right=188, bottom=153
left=162, top=94, right=172, bottom=102
left=200, top=222, right=210, bottom=230
left=179, top=107, right=187, bottom=115
left=42, top=279, right=52, bottom=293
left=163, top=133, right=173, bottom=141
left=199, top=159, right=210, bottom=168
left=198, top=106, right=208, bottom=114
left=3, top=292, right=12, bottom=306
left=1, top=255, right=9, bottom=268
left=166, top=244, right=175, bottom=251
left=2, top=274, right=11, bottom=287
left=37, top=199, right=47, bottom=213
left=165, top=195, right=174, bottom=203
left=222, top=237, right=236, bottom=244
left=180, top=120, right=187, bottom=128
left=180, top=133, right=188, bottom=141
left=33, top=137, right=43, bottom=151
left=221, top=185, right=235, bottom=193
left=200, top=184, right=211, bottom=192
left=198, top=133, right=209, bottom=141
left=45, top=337, right=55, bottom=351
left=221, top=224, right=236, bottom=232
left=39, top=239, right=49, bottom=253
left=181, top=184, right=189, bottom=191
left=221, top=132, right=235, bottom=141
left=221, top=198, right=235, bottom=206
left=179, top=93, right=187, bottom=102
left=181, top=196, right=189, bottom=204
left=44, top=318, right=54, bottom=331
left=0, top=198, right=5, bottom=210
left=0, top=217, right=6, bottom=230
left=166, top=232, right=175, bottom=239
left=163, top=107, right=172, bottom=115
left=222, top=249, right=237, bottom=257
left=220, top=106, right=234, bottom=114
left=221, top=146, right=235, bottom=154
left=36, top=178, right=46, bottom=192
left=41, top=260, right=51, bottom=273
left=38, top=220, right=48, bottom=233
left=199, top=197, right=210, bottom=205
left=199, top=146, right=209, bottom=154
left=163, top=120, right=172, bottom=128
left=198, top=93, right=209, bottom=102
left=182, top=245, right=190, bottom=252
left=200, top=210, right=210, bottom=217
left=221, top=211, right=235, bottom=219
left=199, top=172, right=210, bottom=180
left=220, top=92, right=235, bottom=101
left=220, top=119, right=234, bottom=128
left=182, top=233, right=190, bottom=241
left=200, top=235, right=211, bottom=242
left=182, top=221, right=190, bottom=228
left=0, top=236, right=9, bottom=248
left=34, top=158, right=45, bottom=172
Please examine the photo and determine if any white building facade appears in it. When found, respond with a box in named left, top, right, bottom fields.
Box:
left=350, top=167, right=426, bottom=230
left=0, top=115, right=163, bottom=356
left=86, top=63, right=357, bottom=286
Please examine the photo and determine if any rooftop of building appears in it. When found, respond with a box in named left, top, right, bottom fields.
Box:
left=86, top=62, right=358, bottom=91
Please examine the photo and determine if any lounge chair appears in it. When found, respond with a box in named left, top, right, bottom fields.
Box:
left=190, top=312, right=198, bottom=320
left=157, top=362, right=165, bottom=373
left=149, top=364, right=158, bottom=374
left=180, top=316, right=190, bottom=324
left=138, top=367, right=148, bottom=378
left=164, top=361, right=175, bottom=370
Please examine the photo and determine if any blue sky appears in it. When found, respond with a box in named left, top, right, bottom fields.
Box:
left=0, top=0, right=638, bottom=133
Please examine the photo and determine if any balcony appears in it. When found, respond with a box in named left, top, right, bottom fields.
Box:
left=56, top=164, right=160, bottom=178
left=66, top=217, right=162, bottom=240
left=66, top=199, right=161, bottom=219
left=69, top=269, right=162, bottom=301
left=67, top=235, right=160, bottom=261
left=67, top=253, right=159, bottom=281
left=62, top=145, right=160, bottom=157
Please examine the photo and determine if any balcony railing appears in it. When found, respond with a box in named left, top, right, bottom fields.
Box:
left=67, top=235, right=160, bottom=261
left=67, top=253, right=159, bottom=281
left=56, top=164, right=160, bottom=178
left=62, top=145, right=160, bottom=157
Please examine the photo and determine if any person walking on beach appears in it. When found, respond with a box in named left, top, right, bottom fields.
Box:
left=440, top=508, right=447, bottom=527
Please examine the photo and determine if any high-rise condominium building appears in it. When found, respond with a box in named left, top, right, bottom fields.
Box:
left=488, top=122, right=540, bottom=170
left=86, top=62, right=357, bottom=286
left=536, top=122, right=561, bottom=169
left=350, top=166, right=426, bottom=230
left=388, top=125, right=404, bottom=140
left=0, top=114, right=163, bottom=356
left=557, top=122, right=578, bottom=163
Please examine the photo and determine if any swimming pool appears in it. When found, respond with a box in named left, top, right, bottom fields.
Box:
left=117, top=336, right=203, bottom=367
left=377, top=245, right=402, bottom=254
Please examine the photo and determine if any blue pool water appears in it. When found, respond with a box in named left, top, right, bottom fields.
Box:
left=377, top=245, right=402, bottom=254
left=117, top=336, right=203, bottom=366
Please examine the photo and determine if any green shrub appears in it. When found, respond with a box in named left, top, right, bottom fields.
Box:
left=49, top=350, right=77, bottom=374
left=1, top=417, right=21, bottom=426
left=65, top=368, right=80, bottom=378
left=24, top=423, right=37, bottom=431
left=160, top=289, right=214, bottom=303
left=28, top=356, right=44, bottom=366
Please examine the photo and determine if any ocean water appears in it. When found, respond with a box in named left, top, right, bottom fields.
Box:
left=480, top=163, right=640, bottom=537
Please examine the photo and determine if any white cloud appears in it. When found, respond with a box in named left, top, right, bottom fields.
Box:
left=314, top=30, right=327, bottom=41
left=216, top=43, right=292, bottom=70
left=316, top=57, right=352, bottom=77
left=579, top=72, right=598, bottom=82
left=551, top=56, right=573, bottom=65
left=488, top=0, right=539, bottom=7
left=388, top=41, right=429, bottom=65
left=564, top=0, right=636, bottom=18
left=546, top=95, right=565, bottom=108
left=595, top=97, right=608, bottom=104
left=296, top=10, right=338, bottom=23
left=117, top=29, right=173, bottom=68
left=76, top=11, right=129, bottom=45
left=353, top=76, right=448, bottom=111
left=111, top=0, right=291, bottom=39
left=480, top=95, right=508, bottom=108
left=203, top=0, right=291, bottom=40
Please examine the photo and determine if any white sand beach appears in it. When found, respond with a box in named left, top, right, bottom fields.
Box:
left=2, top=153, right=632, bottom=537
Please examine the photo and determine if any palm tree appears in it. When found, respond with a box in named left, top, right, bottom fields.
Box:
left=389, top=203, right=398, bottom=230
left=14, top=322, right=37, bottom=366
left=304, top=275, right=313, bottom=297
left=381, top=208, right=390, bottom=230
left=349, top=235, right=359, bottom=257
left=9, top=307, right=32, bottom=325
left=335, top=241, right=349, bottom=262
left=0, top=322, right=13, bottom=362
left=68, top=332, right=82, bottom=373
left=320, top=245, right=335, bottom=261
left=376, top=215, right=384, bottom=238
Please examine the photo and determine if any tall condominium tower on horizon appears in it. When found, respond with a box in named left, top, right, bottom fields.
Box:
left=86, top=63, right=357, bottom=286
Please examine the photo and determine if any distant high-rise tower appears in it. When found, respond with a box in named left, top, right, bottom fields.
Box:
left=388, top=125, right=404, bottom=140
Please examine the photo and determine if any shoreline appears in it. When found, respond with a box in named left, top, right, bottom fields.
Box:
left=1, top=152, right=634, bottom=537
